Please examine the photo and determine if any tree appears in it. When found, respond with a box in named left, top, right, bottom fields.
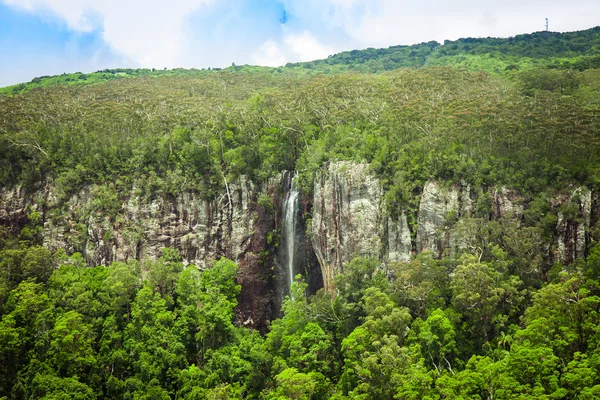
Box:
left=267, top=368, right=330, bottom=400
left=450, top=255, right=523, bottom=348
left=47, top=311, right=96, bottom=377
left=391, top=253, right=449, bottom=318
left=334, top=257, right=390, bottom=335
left=517, top=271, right=600, bottom=362
left=339, top=288, right=412, bottom=399
left=123, top=286, right=186, bottom=396
left=411, top=309, right=457, bottom=375
left=145, top=248, right=184, bottom=305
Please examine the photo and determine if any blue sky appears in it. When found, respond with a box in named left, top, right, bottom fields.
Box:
left=1, top=0, right=599, bottom=87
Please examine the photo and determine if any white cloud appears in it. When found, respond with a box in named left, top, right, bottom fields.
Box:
left=252, top=31, right=337, bottom=68
left=252, top=40, right=287, bottom=67
left=284, top=31, right=336, bottom=61
left=3, top=0, right=98, bottom=31
left=2, top=0, right=213, bottom=68
left=2, top=0, right=600, bottom=84
left=281, top=0, right=600, bottom=49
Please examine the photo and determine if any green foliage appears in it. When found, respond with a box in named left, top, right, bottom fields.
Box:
left=339, top=288, right=412, bottom=399
left=285, top=27, right=600, bottom=76
left=257, top=192, right=274, bottom=214
left=1, top=247, right=600, bottom=398
left=1, top=24, right=600, bottom=400
left=410, top=309, right=457, bottom=375
left=390, top=253, right=449, bottom=318
left=2, top=51, right=600, bottom=204
left=3, top=27, right=600, bottom=98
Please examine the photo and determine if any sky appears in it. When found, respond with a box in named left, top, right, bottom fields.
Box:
left=1, top=0, right=599, bottom=87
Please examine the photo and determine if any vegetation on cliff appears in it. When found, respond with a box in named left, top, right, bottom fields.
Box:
left=1, top=27, right=600, bottom=399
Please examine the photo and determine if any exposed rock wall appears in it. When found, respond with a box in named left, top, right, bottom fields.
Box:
left=37, top=178, right=258, bottom=268
left=554, top=187, right=592, bottom=264
left=387, top=212, right=412, bottom=263
left=0, top=177, right=281, bottom=332
left=2, top=161, right=598, bottom=305
left=276, top=172, right=323, bottom=307
left=308, top=162, right=599, bottom=294
left=310, top=162, right=383, bottom=292
left=415, top=181, right=459, bottom=256
left=491, top=187, right=524, bottom=220
left=0, top=186, right=39, bottom=232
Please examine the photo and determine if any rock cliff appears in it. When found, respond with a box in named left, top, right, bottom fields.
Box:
left=308, top=162, right=598, bottom=292
left=415, top=181, right=459, bottom=256
left=554, top=187, right=592, bottom=264
left=1, top=161, right=598, bottom=318
left=0, top=177, right=283, bottom=332
left=310, top=162, right=383, bottom=292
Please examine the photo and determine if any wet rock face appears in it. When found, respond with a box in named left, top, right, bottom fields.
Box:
left=276, top=172, right=323, bottom=309
left=235, top=185, right=278, bottom=333
left=310, top=162, right=383, bottom=293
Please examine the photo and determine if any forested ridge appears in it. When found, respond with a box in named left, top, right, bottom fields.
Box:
left=3, top=26, right=600, bottom=96
left=1, top=26, right=600, bottom=399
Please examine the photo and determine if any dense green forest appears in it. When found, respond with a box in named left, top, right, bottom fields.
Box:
left=2, top=231, right=600, bottom=399
left=1, top=26, right=600, bottom=399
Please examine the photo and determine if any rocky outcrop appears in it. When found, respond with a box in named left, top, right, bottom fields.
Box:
left=554, top=187, right=592, bottom=264
left=0, top=186, right=39, bottom=232
left=311, top=162, right=383, bottom=292
left=491, top=187, right=524, bottom=220
left=2, top=161, right=598, bottom=307
left=415, top=181, right=459, bottom=256
left=38, top=178, right=259, bottom=268
left=308, top=162, right=599, bottom=294
left=0, top=178, right=282, bottom=332
left=387, top=212, right=412, bottom=263
left=278, top=172, right=323, bottom=303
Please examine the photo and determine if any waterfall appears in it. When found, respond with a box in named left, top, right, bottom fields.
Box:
left=282, top=173, right=300, bottom=294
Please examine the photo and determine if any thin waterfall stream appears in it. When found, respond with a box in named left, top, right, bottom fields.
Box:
left=282, top=173, right=300, bottom=294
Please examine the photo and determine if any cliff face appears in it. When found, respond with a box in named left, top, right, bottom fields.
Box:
left=387, top=211, right=412, bottom=264
left=310, top=162, right=383, bottom=292
left=415, top=181, right=460, bottom=256
left=278, top=172, right=323, bottom=300
left=0, top=177, right=282, bottom=332
left=554, top=187, right=592, bottom=264
left=309, top=162, right=598, bottom=291
left=1, top=161, right=598, bottom=322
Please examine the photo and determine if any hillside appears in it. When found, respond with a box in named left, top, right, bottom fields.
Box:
left=288, top=26, right=600, bottom=73
left=2, top=26, right=600, bottom=95
left=1, top=27, right=600, bottom=399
